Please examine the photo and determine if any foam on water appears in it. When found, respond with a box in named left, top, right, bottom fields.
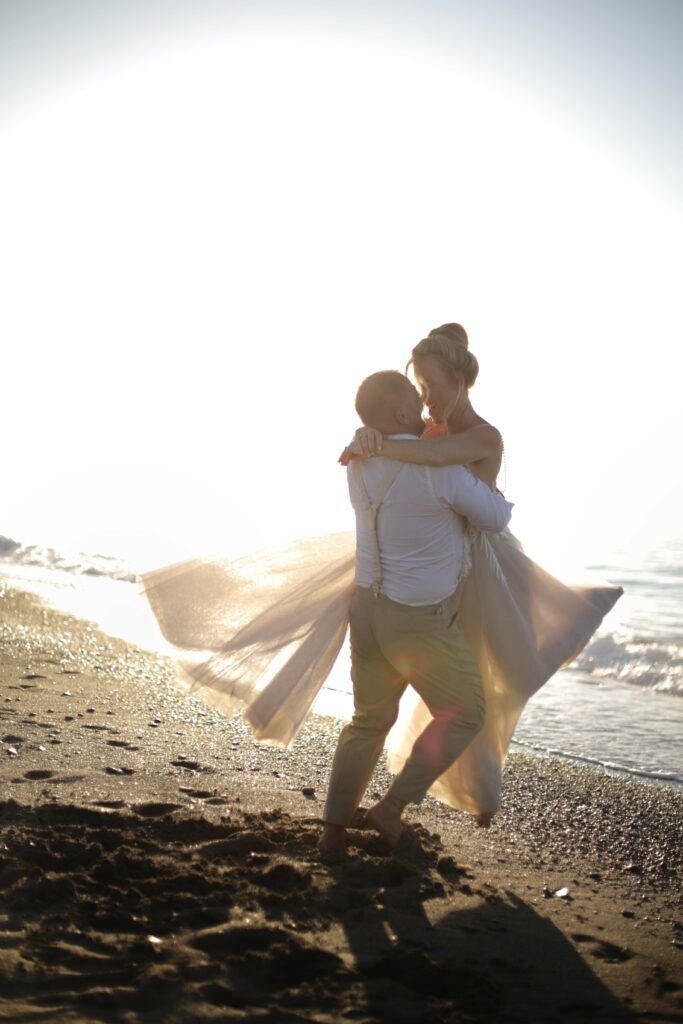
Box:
left=0, top=535, right=136, bottom=583
left=574, top=540, right=683, bottom=696
left=572, top=633, right=683, bottom=696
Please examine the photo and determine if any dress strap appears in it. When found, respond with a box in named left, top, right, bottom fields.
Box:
left=354, top=461, right=404, bottom=598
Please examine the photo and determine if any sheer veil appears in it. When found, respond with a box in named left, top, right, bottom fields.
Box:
left=142, top=534, right=356, bottom=747
left=141, top=526, right=622, bottom=818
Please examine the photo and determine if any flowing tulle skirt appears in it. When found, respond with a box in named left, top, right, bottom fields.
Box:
left=141, top=529, right=621, bottom=816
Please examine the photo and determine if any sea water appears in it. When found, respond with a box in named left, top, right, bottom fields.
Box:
left=1, top=532, right=681, bottom=788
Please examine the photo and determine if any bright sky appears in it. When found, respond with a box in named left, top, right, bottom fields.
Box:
left=1, top=0, right=681, bottom=573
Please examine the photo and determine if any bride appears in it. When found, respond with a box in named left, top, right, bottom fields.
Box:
left=141, top=324, right=622, bottom=825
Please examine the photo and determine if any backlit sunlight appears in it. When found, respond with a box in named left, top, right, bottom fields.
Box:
left=2, top=32, right=681, bottom=570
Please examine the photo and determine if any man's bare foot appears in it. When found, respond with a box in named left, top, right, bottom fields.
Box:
left=365, top=796, right=405, bottom=849
left=318, top=823, right=347, bottom=857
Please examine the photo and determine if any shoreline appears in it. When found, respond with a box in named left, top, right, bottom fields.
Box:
left=508, top=737, right=683, bottom=791
left=1, top=585, right=681, bottom=1022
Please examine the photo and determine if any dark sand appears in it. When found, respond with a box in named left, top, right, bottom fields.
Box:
left=1, top=586, right=681, bottom=1023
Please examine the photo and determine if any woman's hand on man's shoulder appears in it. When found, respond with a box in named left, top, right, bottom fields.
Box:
left=338, top=426, right=384, bottom=465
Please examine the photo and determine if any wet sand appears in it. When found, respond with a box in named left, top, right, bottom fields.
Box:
left=1, top=585, right=681, bottom=1023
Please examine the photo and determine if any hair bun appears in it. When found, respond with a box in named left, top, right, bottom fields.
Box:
left=411, top=323, right=479, bottom=388
left=428, top=323, right=469, bottom=349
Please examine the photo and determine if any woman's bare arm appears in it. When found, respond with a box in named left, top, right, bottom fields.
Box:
left=361, top=424, right=502, bottom=466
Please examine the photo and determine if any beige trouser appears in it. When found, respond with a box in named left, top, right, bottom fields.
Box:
left=323, top=586, right=485, bottom=827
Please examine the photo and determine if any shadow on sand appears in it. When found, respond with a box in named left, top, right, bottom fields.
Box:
left=0, top=800, right=636, bottom=1023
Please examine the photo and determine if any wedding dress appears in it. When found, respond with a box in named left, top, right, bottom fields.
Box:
left=141, top=526, right=622, bottom=818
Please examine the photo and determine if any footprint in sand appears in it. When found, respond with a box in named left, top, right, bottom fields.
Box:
left=132, top=802, right=183, bottom=817
left=43, top=774, right=87, bottom=784
left=104, top=766, right=135, bottom=776
left=107, top=740, right=140, bottom=750
left=177, top=786, right=230, bottom=806
left=24, top=770, right=55, bottom=781
left=436, top=856, right=471, bottom=880
left=171, top=759, right=207, bottom=772
left=571, top=933, right=633, bottom=963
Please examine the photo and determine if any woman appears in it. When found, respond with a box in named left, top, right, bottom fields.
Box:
left=341, top=323, right=622, bottom=824
left=141, top=324, right=621, bottom=826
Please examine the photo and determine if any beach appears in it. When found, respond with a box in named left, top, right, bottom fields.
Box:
left=1, top=585, right=681, bottom=1023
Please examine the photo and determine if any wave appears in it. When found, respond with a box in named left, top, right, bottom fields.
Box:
left=571, top=633, right=683, bottom=696
left=510, top=737, right=683, bottom=786
left=0, top=534, right=136, bottom=583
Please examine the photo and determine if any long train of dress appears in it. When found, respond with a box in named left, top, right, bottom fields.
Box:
left=141, top=528, right=622, bottom=818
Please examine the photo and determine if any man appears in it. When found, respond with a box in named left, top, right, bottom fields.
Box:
left=319, top=370, right=512, bottom=854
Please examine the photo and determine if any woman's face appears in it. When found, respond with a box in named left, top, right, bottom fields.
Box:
left=416, top=355, right=460, bottom=423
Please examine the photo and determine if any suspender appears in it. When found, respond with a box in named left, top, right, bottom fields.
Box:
left=354, top=461, right=404, bottom=598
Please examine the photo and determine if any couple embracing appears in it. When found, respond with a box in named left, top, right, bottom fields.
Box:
left=323, top=322, right=621, bottom=853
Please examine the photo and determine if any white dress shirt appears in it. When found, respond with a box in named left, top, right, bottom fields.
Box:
left=348, top=435, right=513, bottom=606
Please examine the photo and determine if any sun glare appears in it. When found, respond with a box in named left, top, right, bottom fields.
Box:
left=1, top=31, right=680, bottom=567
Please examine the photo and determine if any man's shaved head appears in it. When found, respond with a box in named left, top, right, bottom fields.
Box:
left=355, top=371, right=424, bottom=435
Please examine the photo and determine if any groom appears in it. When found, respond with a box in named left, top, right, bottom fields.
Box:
left=319, top=370, right=512, bottom=854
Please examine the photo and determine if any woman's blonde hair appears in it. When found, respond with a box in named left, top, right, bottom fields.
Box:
left=408, top=322, right=479, bottom=389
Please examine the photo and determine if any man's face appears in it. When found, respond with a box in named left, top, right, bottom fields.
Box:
left=401, top=381, right=425, bottom=435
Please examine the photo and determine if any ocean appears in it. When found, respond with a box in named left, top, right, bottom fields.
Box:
left=1, top=532, right=681, bottom=789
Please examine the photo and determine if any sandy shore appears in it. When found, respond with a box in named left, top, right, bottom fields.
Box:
left=0, top=585, right=681, bottom=1023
